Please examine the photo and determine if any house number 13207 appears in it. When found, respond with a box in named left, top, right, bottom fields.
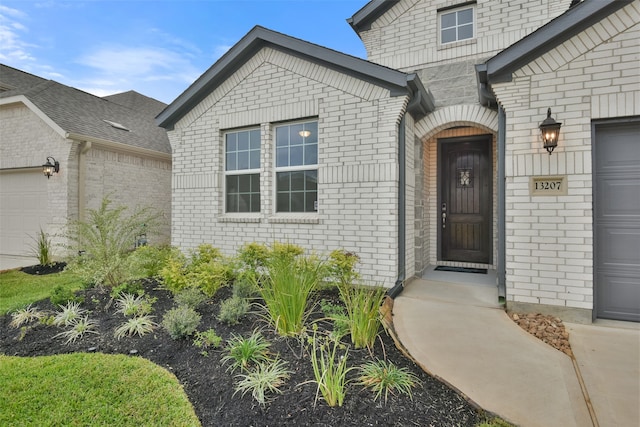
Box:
left=530, top=176, right=567, bottom=196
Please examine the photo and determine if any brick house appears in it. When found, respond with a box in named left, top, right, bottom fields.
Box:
left=157, top=0, right=639, bottom=323
left=0, top=65, right=171, bottom=264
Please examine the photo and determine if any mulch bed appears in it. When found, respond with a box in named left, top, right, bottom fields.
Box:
left=0, top=269, right=485, bottom=426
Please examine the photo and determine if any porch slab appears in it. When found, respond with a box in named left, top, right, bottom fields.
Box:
left=392, top=278, right=592, bottom=427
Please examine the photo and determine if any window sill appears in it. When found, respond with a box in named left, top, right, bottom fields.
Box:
left=219, top=214, right=261, bottom=223
left=269, top=214, right=320, bottom=224
left=438, top=38, right=476, bottom=51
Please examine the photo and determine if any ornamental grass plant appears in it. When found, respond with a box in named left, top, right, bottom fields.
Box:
left=339, top=283, right=386, bottom=349
left=309, top=331, right=352, bottom=407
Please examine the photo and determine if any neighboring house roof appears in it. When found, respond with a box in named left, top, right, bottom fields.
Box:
left=476, top=0, right=632, bottom=105
left=0, top=64, right=171, bottom=154
left=156, top=25, right=434, bottom=130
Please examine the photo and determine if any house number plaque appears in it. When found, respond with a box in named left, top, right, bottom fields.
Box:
left=530, top=175, right=567, bottom=196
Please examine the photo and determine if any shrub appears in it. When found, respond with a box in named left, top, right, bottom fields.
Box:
left=174, top=287, right=207, bottom=310
left=162, top=306, right=201, bottom=339
left=109, top=281, right=143, bottom=299
left=327, top=249, right=360, bottom=285
left=115, top=293, right=154, bottom=317
left=190, top=244, right=222, bottom=266
left=160, top=252, right=189, bottom=293
left=234, top=359, right=290, bottom=405
left=309, top=331, right=352, bottom=407
left=64, top=196, right=160, bottom=288
left=53, top=316, right=99, bottom=344
left=357, top=359, right=420, bottom=403
left=29, top=228, right=53, bottom=266
left=114, top=315, right=157, bottom=339
left=270, top=241, right=304, bottom=262
left=53, top=301, right=86, bottom=327
left=50, top=285, right=83, bottom=306
left=10, top=305, right=44, bottom=328
left=232, top=273, right=259, bottom=299
left=222, top=330, right=271, bottom=373
left=129, top=244, right=174, bottom=278
left=218, top=296, right=250, bottom=325
left=237, top=242, right=270, bottom=269
left=258, top=253, right=325, bottom=336
left=193, top=329, right=223, bottom=349
left=188, top=258, right=233, bottom=297
left=339, top=284, right=386, bottom=349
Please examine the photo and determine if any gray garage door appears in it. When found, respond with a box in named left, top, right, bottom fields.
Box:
left=594, top=119, right=640, bottom=322
left=0, top=170, right=49, bottom=258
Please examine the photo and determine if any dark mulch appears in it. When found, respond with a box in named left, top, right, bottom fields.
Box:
left=20, top=262, right=67, bottom=275
left=0, top=272, right=484, bottom=427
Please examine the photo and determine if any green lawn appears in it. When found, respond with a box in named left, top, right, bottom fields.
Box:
left=0, top=270, right=84, bottom=315
left=0, top=353, right=201, bottom=427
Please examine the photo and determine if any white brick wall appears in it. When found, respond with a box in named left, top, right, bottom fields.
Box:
left=492, top=2, right=640, bottom=310
left=169, top=47, right=409, bottom=287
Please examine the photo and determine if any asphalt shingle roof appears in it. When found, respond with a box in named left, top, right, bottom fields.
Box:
left=0, top=64, right=170, bottom=154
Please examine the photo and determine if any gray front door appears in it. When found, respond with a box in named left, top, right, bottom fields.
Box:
left=594, top=119, right=640, bottom=322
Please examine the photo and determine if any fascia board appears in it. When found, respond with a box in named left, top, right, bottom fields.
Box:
left=347, top=0, right=398, bottom=32
left=65, top=132, right=171, bottom=162
left=0, top=95, right=67, bottom=139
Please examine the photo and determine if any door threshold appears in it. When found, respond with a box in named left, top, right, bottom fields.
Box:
left=423, top=265, right=497, bottom=287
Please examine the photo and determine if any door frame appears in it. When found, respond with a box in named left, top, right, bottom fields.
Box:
left=437, top=135, right=493, bottom=264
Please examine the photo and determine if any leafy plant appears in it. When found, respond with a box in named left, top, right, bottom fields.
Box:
left=339, top=284, right=386, bottom=349
left=309, top=331, right=352, bottom=407
left=10, top=305, right=44, bottom=328
left=193, top=329, right=223, bottom=349
left=114, top=315, right=157, bottom=339
left=109, top=281, right=143, bottom=299
left=320, top=299, right=349, bottom=340
left=327, top=249, right=360, bottom=285
left=188, top=258, right=234, bottom=297
left=174, top=287, right=207, bottom=310
left=258, top=252, right=325, bottom=336
left=234, top=358, right=290, bottom=405
left=53, top=301, right=86, bottom=327
left=237, top=242, right=270, bottom=270
left=129, top=244, right=173, bottom=278
left=115, top=293, right=154, bottom=317
left=232, top=273, right=259, bottom=299
left=190, top=244, right=222, bottom=266
left=50, top=285, right=83, bottom=306
left=53, top=316, right=99, bottom=344
left=357, top=359, right=420, bottom=403
left=270, top=241, right=304, bottom=261
left=222, top=330, right=271, bottom=373
left=217, top=296, right=250, bottom=325
left=64, top=196, right=160, bottom=288
left=159, top=252, right=189, bottom=293
left=161, top=306, right=201, bottom=339
left=29, top=228, right=53, bottom=266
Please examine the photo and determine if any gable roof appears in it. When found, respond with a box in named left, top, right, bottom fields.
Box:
left=347, top=0, right=398, bottom=33
left=156, top=25, right=433, bottom=130
left=476, top=0, right=632, bottom=105
left=0, top=64, right=171, bottom=154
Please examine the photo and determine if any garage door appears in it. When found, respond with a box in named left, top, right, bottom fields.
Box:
left=0, top=170, right=49, bottom=257
left=594, top=119, right=640, bottom=322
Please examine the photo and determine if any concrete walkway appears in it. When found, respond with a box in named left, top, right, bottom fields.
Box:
left=391, top=277, right=640, bottom=427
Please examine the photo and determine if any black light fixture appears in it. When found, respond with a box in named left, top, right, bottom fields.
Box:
left=42, top=156, right=59, bottom=179
left=539, top=108, right=562, bottom=155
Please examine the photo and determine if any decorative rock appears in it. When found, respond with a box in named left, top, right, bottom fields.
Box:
left=129, top=349, right=138, bottom=355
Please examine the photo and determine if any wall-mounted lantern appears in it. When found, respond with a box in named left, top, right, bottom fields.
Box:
left=539, top=108, right=562, bottom=155
left=42, top=156, right=59, bottom=179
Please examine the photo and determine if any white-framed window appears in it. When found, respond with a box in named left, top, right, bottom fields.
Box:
left=224, top=128, right=260, bottom=213
left=274, top=120, right=318, bottom=213
left=439, top=4, right=475, bottom=45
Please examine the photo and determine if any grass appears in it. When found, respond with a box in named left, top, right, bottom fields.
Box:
left=0, top=269, right=84, bottom=315
left=0, top=353, right=201, bottom=426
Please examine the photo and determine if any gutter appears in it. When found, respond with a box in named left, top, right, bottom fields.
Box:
left=388, top=114, right=406, bottom=299
left=497, top=106, right=506, bottom=298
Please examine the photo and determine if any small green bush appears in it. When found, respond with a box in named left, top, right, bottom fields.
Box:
left=193, top=329, right=223, bottom=349
left=174, top=287, right=207, bottom=310
left=320, top=299, right=349, bottom=339
left=327, top=249, right=360, bottom=285
left=270, top=241, right=304, bottom=262
left=237, top=242, right=270, bottom=269
left=53, top=301, right=86, bottom=327
left=232, top=273, right=259, bottom=299
left=50, top=285, right=83, bottom=306
left=114, top=315, right=157, bottom=339
left=159, top=252, right=189, bottom=294
left=109, top=281, right=143, bottom=299
left=129, top=245, right=173, bottom=278
left=53, top=316, right=99, bottom=344
left=188, top=259, right=233, bottom=297
left=357, top=359, right=420, bottom=403
left=190, top=244, right=222, bottom=266
left=218, top=296, right=250, bottom=325
left=234, top=358, right=290, bottom=406
left=222, top=330, right=271, bottom=372
left=161, top=306, right=201, bottom=339
left=115, top=293, right=154, bottom=318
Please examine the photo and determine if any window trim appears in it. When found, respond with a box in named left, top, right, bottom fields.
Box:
left=273, top=119, right=319, bottom=214
left=223, top=127, right=261, bottom=213
left=438, top=3, right=476, bottom=46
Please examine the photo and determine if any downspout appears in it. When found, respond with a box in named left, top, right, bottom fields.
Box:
left=497, top=106, right=506, bottom=298
left=78, top=141, right=92, bottom=221
left=388, top=114, right=406, bottom=299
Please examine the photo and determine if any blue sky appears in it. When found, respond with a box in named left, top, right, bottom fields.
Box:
left=0, top=0, right=368, bottom=104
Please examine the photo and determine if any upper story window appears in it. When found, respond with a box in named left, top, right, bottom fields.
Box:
left=225, top=128, right=260, bottom=213
left=275, top=120, right=318, bottom=213
left=439, top=4, right=475, bottom=45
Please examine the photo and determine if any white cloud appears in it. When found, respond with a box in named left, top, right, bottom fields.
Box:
left=0, top=5, right=36, bottom=64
